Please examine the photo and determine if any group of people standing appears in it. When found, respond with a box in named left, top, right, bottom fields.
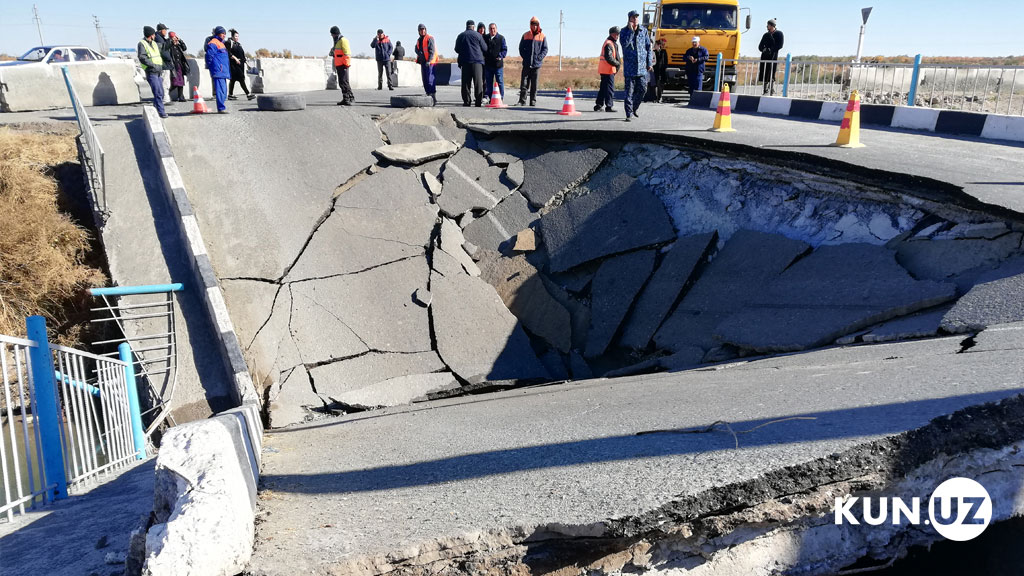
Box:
left=453, top=20, right=510, bottom=107
left=594, top=10, right=655, bottom=121
left=331, top=27, right=407, bottom=106
left=138, top=23, right=254, bottom=117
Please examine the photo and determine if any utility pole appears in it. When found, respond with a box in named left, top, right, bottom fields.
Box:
left=558, top=10, right=564, bottom=71
left=32, top=4, right=44, bottom=45
left=93, top=15, right=109, bottom=55
left=855, top=7, right=872, bottom=63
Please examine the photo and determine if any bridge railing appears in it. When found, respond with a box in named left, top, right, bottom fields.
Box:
left=0, top=317, right=146, bottom=523
left=60, top=65, right=108, bottom=224
left=711, top=55, right=1024, bottom=116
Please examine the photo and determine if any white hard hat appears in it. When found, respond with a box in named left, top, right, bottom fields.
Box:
left=692, top=36, right=700, bottom=42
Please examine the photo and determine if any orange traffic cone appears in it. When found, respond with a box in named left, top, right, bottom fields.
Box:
left=192, top=86, right=209, bottom=114
left=833, top=90, right=865, bottom=148
left=486, top=82, right=507, bottom=109
left=557, top=87, right=581, bottom=116
left=710, top=84, right=736, bottom=132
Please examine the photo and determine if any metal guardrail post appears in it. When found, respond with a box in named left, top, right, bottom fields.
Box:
left=118, top=343, right=147, bottom=460
left=907, top=54, right=922, bottom=107
left=714, top=52, right=723, bottom=91
left=25, top=316, right=68, bottom=500
left=783, top=53, right=792, bottom=97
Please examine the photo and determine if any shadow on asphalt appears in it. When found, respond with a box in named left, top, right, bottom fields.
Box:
left=262, top=389, right=1023, bottom=493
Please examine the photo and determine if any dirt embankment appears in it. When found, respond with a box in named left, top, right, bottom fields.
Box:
left=0, top=124, right=105, bottom=345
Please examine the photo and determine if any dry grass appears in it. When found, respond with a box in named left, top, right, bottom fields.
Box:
left=0, top=127, right=104, bottom=344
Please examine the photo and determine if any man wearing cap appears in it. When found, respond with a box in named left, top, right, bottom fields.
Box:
left=205, top=26, right=231, bottom=113
left=594, top=27, right=620, bottom=113
left=371, top=29, right=394, bottom=91
left=484, top=23, right=508, bottom=103
left=415, top=24, right=438, bottom=106
left=653, top=38, right=669, bottom=103
left=155, top=24, right=173, bottom=102
left=619, top=10, right=652, bottom=121
left=138, top=26, right=167, bottom=118
left=330, top=26, right=354, bottom=106
left=455, top=20, right=488, bottom=107
left=758, top=19, right=784, bottom=95
left=516, top=17, right=548, bottom=107
left=684, top=36, right=709, bottom=96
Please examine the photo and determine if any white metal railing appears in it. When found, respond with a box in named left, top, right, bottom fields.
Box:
left=60, top=65, right=108, bottom=221
left=713, top=57, right=1024, bottom=116
left=1, top=319, right=145, bottom=524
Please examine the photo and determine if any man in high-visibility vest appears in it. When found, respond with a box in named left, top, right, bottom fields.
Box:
left=414, top=24, right=438, bottom=106
left=594, top=26, right=620, bottom=113
left=330, top=26, right=354, bottom=106
left=137, top=26, right=167, bottom=118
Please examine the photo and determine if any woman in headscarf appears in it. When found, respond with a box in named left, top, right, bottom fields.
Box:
left=167, top=31, right=190, bottom=102
left=225, top=28, right=255, bottom=100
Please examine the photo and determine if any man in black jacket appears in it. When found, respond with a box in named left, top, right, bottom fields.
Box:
left=392, top=41, right=405, bottom=84
left=653, top=38, right=668, bottom=103
left=455, top=19, right=488, bottom=107
left=758, top=19, right=784, bottom=95
left=484, top=23, right=508, bottom=102
left=154, top=23, right=173, bottom=103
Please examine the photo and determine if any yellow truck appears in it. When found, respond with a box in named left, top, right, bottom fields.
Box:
left=643, top=0, right=751, bottom=92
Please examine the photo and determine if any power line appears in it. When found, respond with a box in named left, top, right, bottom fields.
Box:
left=93, top=15, right=109, bottom=54
left=32, top=4, right=44, bottom=45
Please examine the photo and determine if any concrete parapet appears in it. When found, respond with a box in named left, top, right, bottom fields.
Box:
left=0, top=60, right=141, bottom=112
left=256, top=58, right=328, bottom=92
left=756, top=95, right=793, bottom=116
left=891, top=106, right=940, bottom=131
left=982, top=114, right=1024, bottom=143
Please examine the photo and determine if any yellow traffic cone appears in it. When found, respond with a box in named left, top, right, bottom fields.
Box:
left=833, top=90, right=865, bottom=148
left=710, top=84, right=736, bottom=132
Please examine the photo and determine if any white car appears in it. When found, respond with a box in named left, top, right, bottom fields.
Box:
left=0, top=46, right=107, bottom=67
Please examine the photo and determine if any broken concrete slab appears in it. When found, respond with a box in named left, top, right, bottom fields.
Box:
left=286, top=168, right=437, bottom=282
left=715, top=243, right=957, bottom=353
left=221, top=279, right=280, bottom=349
left=513, top=228, right=536, bottom=252
left=585, top=250, right=657, bottom=358
left=520, top=147, right=608, bottom=208
left=439, top=218, right=481, bottom=277
left=654, top=230, right=811, bottom=352
left=334, top=372, right=460, bottom=409
left=461, top=191, right=539, bottom=253
left=603, top=346, right=706, bottom=378
left=861, top=306, right=951, bottom=343
left=941, top=257, right=1024, bottom=334
left=504, top=160, right=525, bottom=188
left=247, top=287, right=303, bottom=384
left=895, top=233, right=1023, bottom=281
left=291, top=256, right=433, bottom=358
left=619, top=233, right=718, bottom=351
left=438, top=148, right=514, bottom=218
left=542, top=174, right=676, bottom=273
left=268, top=366, right=324, bottom=429
left=423, top=172, right=442, bottom=201
left=478, top=250, right=572, bottom=353
left=968, top=321, right=1024, bottom=353
left=309, top=351, right=447, bottom=404
left=431, top=250, right=550, bottom=383
left=288, top=283, right=371, bottom=364
left=373, top=140, right=459, bottom=166
left=568, top=351, right=593, bottom=380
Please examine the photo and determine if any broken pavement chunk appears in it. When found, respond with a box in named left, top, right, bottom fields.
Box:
left=438, top=148, right=514, bottom=218
left=373, top=140, right=459, bottom=166
left=513, top=228, right=536, bottom=252
left=461, top=191, right=539, bottom=253
left=585, top=250, right=656, bottom=358
left=439, top=218, right=481, bottom=277
left=941, top=257, right=1024, bottom=333
left=520, top=147, right=608, bottom=208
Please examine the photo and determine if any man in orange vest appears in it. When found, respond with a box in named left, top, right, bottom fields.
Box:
left=414, top=24, right=438, bottom=106
left=594, top=27, right=621, bottom=113
left=516, top=17, right=548, bottom=107
left=330, top=26, right=354, bottom=106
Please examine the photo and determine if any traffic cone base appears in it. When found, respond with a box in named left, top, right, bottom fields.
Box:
left=192, top=86, right=209, bottom=114
left=557, top=87, right=582, bottom=116
left=486, top=82, right=507, bottom=109
left=833, top=90, right=865, bottom=148
left=710, top=85, right=736, bottom=132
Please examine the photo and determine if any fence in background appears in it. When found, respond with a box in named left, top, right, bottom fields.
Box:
left=60, top=65, right=108, bottom=222
left=711, top=55, right=1024, bottom=116
left=0, top=317, right=145, bottom=523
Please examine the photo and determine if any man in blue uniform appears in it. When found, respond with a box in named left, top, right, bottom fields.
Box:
left=619, top=10, right=652, bottom=121
left=684, top=36, right=709, bottom=96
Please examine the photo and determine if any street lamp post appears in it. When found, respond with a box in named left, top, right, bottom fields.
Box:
left=855, top=7, right=872, bottom=63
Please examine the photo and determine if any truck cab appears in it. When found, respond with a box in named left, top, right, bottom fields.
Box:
left=644, top=0, right=750, bottom=93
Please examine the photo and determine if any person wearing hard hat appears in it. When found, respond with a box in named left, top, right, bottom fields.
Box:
left=138, top=26, right=167, bottom=118
left=619, top=10, right=653, bottom=121
left=205, top=26, right=231, bottom=113
left=415, top=24, right=438, bottom=106
left=515, top=17, right=548, bottom=107
left=594, top=26, right=621, bottom=113
left=330, top=26, right=354, bottom=106
left=684, top=36, right=709, bottom=97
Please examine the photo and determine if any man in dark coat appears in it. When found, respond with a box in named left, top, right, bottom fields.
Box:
left=516, top=17, right=548, bottom=106
left=454, top=19, right=488, bottom=107
left=653, top=38, right=669, bottom=103
left=484, top=23, right=508, bottom=101
left=758, top=19, right=784, bottom=95
left=371, top=29, right=394, bottom=90
left=684, top=36, right=709, bottom=96
left=154, top=23, right=172, bottom=102
left=225, top=29, right=254, bottom=100
left=392, top=41, right=405, bottom=81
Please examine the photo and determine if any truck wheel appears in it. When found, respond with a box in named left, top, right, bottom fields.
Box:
left=256, top=93, right=306, bottom=111
left=391, top=95, right=435, bottom=108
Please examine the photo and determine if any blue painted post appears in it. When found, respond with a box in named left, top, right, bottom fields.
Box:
left=25, top=316, right=68, bottom=501
left=118, top=343, right=147, bottom=460
left=783, top=53, right=792, bottom=97
left=714, top=52, right=723, bottom=91
left=907, top=54, right=922, bottom=106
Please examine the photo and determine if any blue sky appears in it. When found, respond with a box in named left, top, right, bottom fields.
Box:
left=1, top=1, right=1020, bottom=59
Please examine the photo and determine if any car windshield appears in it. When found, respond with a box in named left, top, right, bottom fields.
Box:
left=661, top=5, right=738, bottom=30
left=18, top=47, right=49, bottom=62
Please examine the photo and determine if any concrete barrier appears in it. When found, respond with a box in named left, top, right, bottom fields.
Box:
left=891, top=106, right=940, bottom=131
left=757, top=96, right=793, bottom=116
left=0, top=60, right=141, bottom=112
left=981, top=114, right=1024, bottom=143
left=818, top=101, right=847, bottom=122
left=256, top=58, right=327, bottom=93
